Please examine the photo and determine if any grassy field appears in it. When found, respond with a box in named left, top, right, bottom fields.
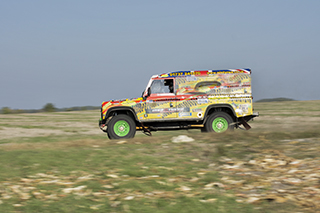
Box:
left=1, top=100, right=320, bottom=212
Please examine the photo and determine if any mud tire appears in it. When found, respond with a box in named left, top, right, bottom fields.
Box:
left=203, top=112, right=234, bottom=133
left=107, top=114, right=136, bottom=139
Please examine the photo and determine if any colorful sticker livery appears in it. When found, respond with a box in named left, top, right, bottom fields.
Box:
left=101, top=69, right=253, bottom=121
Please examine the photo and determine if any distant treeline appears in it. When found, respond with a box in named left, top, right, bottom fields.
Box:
left=0, top=103, right=100, bottom=114
left=1, top=98, right=297, bottom=114
left=255, top=97, right=296, bottom=103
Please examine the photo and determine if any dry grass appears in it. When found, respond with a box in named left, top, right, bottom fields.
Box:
left=0, top=100, right=320, bottom=212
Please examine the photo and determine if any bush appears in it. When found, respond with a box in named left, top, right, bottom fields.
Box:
left=1, top=107, right=12, bottom=114
left=42, top=103, right=56, bottom=112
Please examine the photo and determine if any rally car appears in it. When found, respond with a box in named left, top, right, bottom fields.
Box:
left=99, top=69, right=258, bottom=139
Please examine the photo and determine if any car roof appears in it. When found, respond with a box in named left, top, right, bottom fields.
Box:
left=156, top=68, right=251, bottom=78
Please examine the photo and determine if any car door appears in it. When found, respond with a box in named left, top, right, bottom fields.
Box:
left=144, top=79, right=177, bottom=120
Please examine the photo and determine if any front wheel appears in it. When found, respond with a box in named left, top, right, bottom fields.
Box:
left=107, top=114, right=136, bottom=139
left=203, top=112, right=234, bottom=133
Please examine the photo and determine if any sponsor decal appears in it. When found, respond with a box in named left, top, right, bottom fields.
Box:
left=186, top=76, right=198, bottom=82
left=158, top=69, right=251, bottom=79
left=133, top=102, right=145, bottom=114
left=235, top=109, right=243, bottom=115
left=168, top=71, right=192, bottom=77
left=179, top=112, right=192, bottom=117
left=146, top=107, right=189, bottom=114
left=192, top=108, right=203, bottom=112
left=197, top=98, right=209, bottom=104
left=176, top=107, right=190, bottom=112
left=239, top=104, right=249, bottom=113
left=207, top=71, right=234, bottom=74
left=197, top=112, right=203, bottom=118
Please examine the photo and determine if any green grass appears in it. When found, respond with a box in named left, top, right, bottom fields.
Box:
left=1, top=101, right=320, bottom=212
left=0, top=138, right=262, bottom=212
left=1, top=131, right=316, bottom=212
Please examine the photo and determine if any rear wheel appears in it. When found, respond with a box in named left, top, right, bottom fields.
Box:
left=107, top=114, right=136, bottom=139
left=203, top=112, right=233, bottom=133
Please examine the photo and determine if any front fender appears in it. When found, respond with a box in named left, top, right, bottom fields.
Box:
left=101, top=106, right=138, bottom=124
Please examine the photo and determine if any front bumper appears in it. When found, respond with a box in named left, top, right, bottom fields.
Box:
left=99, top=118, right=108, bottom=132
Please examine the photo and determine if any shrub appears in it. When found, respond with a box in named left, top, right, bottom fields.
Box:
left=42, top=103, right=56, bottom=112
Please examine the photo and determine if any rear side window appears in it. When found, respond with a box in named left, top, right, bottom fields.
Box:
left=194, top=81, right=221, bottom=93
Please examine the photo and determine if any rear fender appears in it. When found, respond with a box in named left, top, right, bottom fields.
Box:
left=203, top=104, right=237, bottom=123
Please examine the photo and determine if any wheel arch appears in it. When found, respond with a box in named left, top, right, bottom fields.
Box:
left=105, top=106, right=139, bottom=124
left=203, top=104, right=237, bottom=123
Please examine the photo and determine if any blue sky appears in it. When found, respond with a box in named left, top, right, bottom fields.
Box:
left=1, top=0, right=320, bottom=109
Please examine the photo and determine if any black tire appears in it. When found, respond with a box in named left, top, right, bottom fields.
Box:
left=203, top=112, right=234, bottom=133
left=107, top=114, right=136, bottom=139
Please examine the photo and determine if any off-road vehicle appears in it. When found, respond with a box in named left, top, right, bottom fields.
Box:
left=99, top=69, right=258, bottom=139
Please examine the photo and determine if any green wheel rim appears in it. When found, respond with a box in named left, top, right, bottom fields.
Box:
left=114, top=120, right=130, bottom=137
left=212, top=117, right=228, bottom=132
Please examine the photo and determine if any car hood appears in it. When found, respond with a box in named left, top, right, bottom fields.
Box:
left=101, top=97, right=144, bottom=113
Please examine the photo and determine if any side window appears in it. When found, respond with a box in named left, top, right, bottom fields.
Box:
left=194, top=81, right=221, bottom=93
left=150, top=79, right=174, bottom=94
